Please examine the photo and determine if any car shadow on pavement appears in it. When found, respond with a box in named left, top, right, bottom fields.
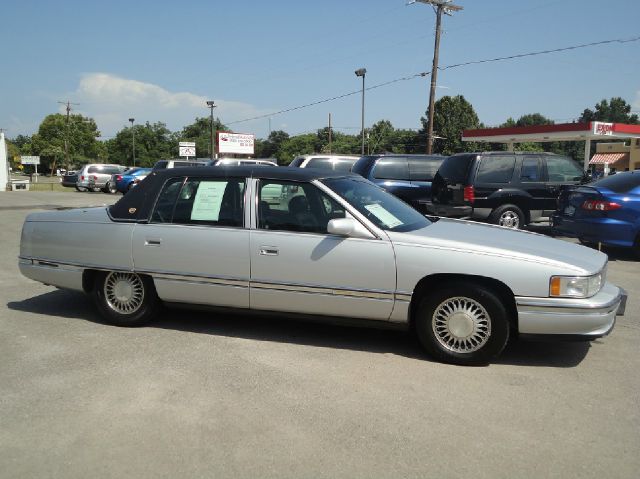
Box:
left=497, top=339, right=590, bottom=367
left=9, top=290, right=590, bottom=367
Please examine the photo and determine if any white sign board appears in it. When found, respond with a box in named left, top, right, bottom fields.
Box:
left=179, top=141, right=196, bottom=157
left=21, top=156, right=41, bottom=165
left=217, top=132, right=255, bottom=155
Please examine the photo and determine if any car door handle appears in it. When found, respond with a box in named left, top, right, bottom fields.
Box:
left=145, top=239, right=162, bottom=246
left=259, top=246, right=279, bottom=256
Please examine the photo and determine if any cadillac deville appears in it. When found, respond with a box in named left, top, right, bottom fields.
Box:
left=19, top=167, right=627, bottom=365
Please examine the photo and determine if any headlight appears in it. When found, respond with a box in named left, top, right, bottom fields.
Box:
left=549, top=273, right=602, bottom=298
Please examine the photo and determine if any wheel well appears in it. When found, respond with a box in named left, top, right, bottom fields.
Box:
left=409, top=273, right=518, bottom=333
left=82, top=269, right=99, bottom=293
left=494, top=202, right=530, bottom=224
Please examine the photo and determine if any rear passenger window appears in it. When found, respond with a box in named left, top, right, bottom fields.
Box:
left=152, top=177, right=245, bottom=227
left=520, top=158, right=541, bottom=182
left=476, top=156, right=515, bottom=183
left=373, top=158, right=409, bottom=180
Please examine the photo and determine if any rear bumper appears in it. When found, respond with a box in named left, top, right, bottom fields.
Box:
left=424, top=202, right=472, bottom=218
left=515, top=283, right=626, bottom=340
left=551, top=213, right=637, bottom=247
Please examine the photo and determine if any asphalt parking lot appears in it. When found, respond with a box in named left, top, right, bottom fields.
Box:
left=1, top=190, right=638, bottom=479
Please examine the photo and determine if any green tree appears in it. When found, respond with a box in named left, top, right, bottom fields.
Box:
left=579, top=97, right=639, bottom=124
left=106, top=122, right=174, bottom=167
left=420, top=95, right=481, bottom=155
left=277, top=134, right=317, bottom=164
left=255, top=130, right=289, bottom=158
left=29, top=113, right=102, bottom=173
left=178, top=116, right=226, bottom=158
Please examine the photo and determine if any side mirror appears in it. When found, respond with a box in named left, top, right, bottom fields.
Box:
left=327, top=218, right=374, bottom=239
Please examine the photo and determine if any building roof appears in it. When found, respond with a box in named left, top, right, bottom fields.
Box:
left=462, top=122, right=640, bottom=143
left=589, top=152, right=629, bottom=165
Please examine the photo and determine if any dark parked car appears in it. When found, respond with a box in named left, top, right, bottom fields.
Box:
left=111, top=167, right=153, bottom=194
left=351, top=154, right=445, bottom=213
left=552, top=171, right=640, bottom=258
left=61, top=171, right=78, bottom=188
left=429, top=152, right=588, bottom=228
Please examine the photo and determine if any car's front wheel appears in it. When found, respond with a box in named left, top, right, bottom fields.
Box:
left=489, top=204, right=525, bottom=229
left=93, top=271, right=160, bottom=326
left=415, top=283, right=510, bottom=365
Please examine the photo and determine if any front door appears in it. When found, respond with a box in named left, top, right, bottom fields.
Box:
left=250, top=179, right=396, bottom=320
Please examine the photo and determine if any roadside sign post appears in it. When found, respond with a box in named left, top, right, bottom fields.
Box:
left=21, top=156, right=41, bottom=183
left=179, top=141, right=196, bottom=159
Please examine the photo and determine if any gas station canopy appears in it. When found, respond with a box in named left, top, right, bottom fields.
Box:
left=462, top=121, right=640, bottom=170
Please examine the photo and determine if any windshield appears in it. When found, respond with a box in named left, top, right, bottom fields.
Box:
left=322, top=177, right=431, bottom=232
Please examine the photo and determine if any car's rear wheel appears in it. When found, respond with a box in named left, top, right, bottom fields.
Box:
left=75, top=185, right=87, bottom=192
left=93, top=271, right=160, bottom=326
left=415, top=283, right=510, bottom=365
left=633, top=234, right=640, bottom=261
left=489, top=204, right=525, bottom=229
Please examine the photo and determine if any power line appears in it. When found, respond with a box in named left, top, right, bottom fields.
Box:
left=227, top=35, right=640, bottom=126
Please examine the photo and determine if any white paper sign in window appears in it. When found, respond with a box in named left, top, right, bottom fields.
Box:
left=364, top=203, right=403, bottom=228
left=190, top=181, right=228, bottom=221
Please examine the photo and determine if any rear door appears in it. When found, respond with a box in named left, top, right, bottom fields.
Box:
left=431, top=155, right=475, bottom=206
left=132, top=176, right=250, bottom=308
left=517, top=156, right=548, bottom=216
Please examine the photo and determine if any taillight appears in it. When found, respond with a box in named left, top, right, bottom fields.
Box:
left=80, top=175, right=84, bottom=180
left=116, top=175, right=122, bottom=181
left=463, top=185, right=475, bottom=203
left=581, top=200, right=621, bottom=211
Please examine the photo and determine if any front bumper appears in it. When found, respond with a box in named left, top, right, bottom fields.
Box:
left=515, top=282, right=626, bottom=340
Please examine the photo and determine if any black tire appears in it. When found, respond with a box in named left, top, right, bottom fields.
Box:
left=633, top=235, right=640, bottom=261
left=415, top=282, right=510, bottom=365
left=488, top=204, right=525, bottom=229
left=93, top=271, right=160, bottom=326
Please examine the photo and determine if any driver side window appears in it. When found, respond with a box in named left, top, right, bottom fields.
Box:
left=257, top=181, right=345, bottom=234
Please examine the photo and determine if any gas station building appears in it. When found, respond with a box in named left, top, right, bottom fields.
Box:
left=462, top=121, right=640, bottom=175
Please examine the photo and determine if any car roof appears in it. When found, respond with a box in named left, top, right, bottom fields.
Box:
left=109, top=166, right=359, bottom=222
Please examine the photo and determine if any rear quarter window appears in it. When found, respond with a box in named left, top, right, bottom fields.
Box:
left=475, top=155, right=515, bottom=183
left=372, top=157, right=410, bottom=180
left=408, top=157, right=444, bottom=181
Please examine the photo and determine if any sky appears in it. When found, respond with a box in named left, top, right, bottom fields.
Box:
left=1, top=0, right=639, bottom=142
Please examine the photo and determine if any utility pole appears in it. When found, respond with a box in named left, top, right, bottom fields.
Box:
left=410, top=0, right=462, bottom=154
left=206, top=101, right=217, bottom=160
left=328, top=113, right=332, bottom=154
left=58, top=100, right=79, bottom=169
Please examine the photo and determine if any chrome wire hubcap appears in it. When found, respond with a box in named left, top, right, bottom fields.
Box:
left=104, top=272, right=144, bottom=315
left=498, top=211, right=520, bottom=228
left=432, top=296, right=491, bottom=353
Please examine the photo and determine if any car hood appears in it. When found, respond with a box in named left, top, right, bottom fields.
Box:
left=386, top=218, right=607, bottom=275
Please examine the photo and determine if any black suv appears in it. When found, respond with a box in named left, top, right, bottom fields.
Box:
left=351, top=154, right=445, bottom=213
left=429, top=152, right=587, bottom=228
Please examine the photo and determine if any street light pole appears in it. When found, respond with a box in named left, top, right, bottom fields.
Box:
left=206, top=101, right=217, bottom=160
left=355, top=68, right=367, bottom=156
left=129, top=118, right=136, bottom=166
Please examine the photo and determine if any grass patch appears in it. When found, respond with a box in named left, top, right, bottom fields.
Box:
left=27, top=183, right=69, bottom=192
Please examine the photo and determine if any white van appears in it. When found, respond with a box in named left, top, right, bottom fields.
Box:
left=214, top=158, right=278, bottom=167
left=288, top=154, right=360, bottom=172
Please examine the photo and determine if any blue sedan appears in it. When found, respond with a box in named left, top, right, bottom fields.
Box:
left=114, top=168, right=152, bottom=194
left=552, top=171, right=640, bottom=258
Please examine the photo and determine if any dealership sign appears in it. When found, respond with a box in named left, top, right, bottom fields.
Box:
left=592, top=122, right=614, bottom=136
left=179, top=141, right=196, bottom=157
left=217, top=132, right=255, bottom=155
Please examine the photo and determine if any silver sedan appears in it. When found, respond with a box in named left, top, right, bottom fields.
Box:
left=18, top=167, right=626, bottom=365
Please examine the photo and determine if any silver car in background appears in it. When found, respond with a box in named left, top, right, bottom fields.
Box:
left=76, top=164, right=127, bottom=192
left=18, top=167, right=626, bottom=365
